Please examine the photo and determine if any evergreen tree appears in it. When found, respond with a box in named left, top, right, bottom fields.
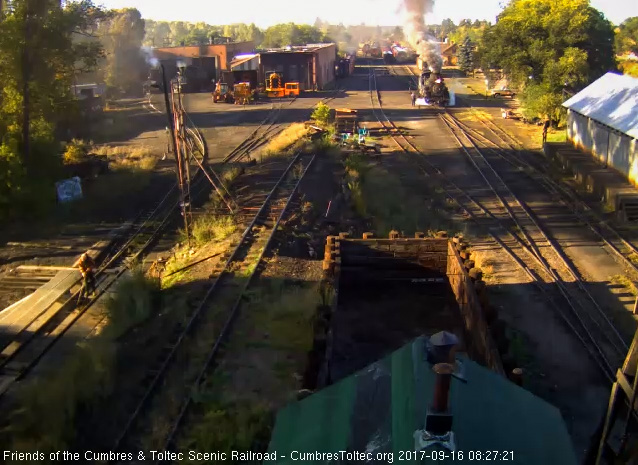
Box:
left=458, top=35, right=474, bottom=74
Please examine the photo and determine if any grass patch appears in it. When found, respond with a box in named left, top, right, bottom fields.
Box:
left=190, top=214, right=237, bottom=247
left=262, top=123, right=309, bottom=158
left=177, top=400, right=273, bottom=462
left=610, top=274, right=638, bottom=296
left=346, top=154, right=452, bottom=236
left=3, top=340, right=115, bottom=456
left=250, top=282, right=319, bottom=352
left=545, top=130, right=567, bottom=143
left=221, top=164, right=242, bottom=188
left=471, top=249, right=496, bottom=280
left=102, top=268, right=160, bottom=339
left=94, top=144, right=157, bottom=171
left=2, top=270, right=160, bottom=455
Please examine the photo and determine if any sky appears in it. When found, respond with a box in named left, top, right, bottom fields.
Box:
left=98, top=0, right=637, bottom=27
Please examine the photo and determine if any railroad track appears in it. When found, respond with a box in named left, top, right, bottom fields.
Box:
left=448, top=100, right=638, bottom=280
left=0, top=80, right=341, bottom=384
left=224, top=90, right=342, bottom=164
left=0, top=119, right=220, bottom=399
left=369, top=64, right=629, bottom=381
left=111, top=150, right=315, bottom=459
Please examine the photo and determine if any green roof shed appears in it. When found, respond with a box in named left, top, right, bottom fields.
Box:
left=267, top=336, right=577, bottom=464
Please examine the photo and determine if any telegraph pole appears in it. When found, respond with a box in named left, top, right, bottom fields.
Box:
left=161, top=65, right=191, bottom=245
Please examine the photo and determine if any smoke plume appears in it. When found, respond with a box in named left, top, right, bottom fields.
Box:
left=402, top=0, right=442, bottom=72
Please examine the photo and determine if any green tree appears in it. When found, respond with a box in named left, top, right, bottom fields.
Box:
left=98, top=8, right=146, bottom=95
left=615, top=17, right=638, bottom=55
left=458, top=35, right=475, bottom=74
left=480, top=0, right=615, bottom=121
left=261, top=23, right=327, bottom=48
left=170, top=21, right=191, bottom=46
left=144, top=20, right=172, bottom=47
left=0, top=0, right=105, bottom=218
left=440, top=18, right=456, bottom=41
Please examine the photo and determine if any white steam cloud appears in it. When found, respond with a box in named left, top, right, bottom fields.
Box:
left=402, top=0, right=442, bottom=72
left=141, top=46, right=159, bottom=68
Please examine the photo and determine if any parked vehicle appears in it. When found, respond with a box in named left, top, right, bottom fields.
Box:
left=490, top=88, right=516, bottom=98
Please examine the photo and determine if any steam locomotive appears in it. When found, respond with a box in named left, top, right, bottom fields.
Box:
left=417, top=70, right=450, bottom=106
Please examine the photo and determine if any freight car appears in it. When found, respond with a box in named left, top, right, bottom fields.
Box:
left=417, top=71, right=450, bottom=106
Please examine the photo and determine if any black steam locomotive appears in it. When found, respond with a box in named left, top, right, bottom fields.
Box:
left=418, top=71, right=450, bottom=106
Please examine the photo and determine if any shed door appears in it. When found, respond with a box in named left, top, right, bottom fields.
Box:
left=288, top=64, right=299, bottom=82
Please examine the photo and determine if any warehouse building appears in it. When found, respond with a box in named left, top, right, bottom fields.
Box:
left=257, top=43, right=337, bottom=91
left=563, top=72, right=638, bottom=184
left=152, top=40, right=254, bottom=76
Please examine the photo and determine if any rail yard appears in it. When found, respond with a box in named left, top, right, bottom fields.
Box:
left=1, top=3, right=638, bottom=464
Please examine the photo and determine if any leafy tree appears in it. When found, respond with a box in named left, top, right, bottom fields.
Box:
left=311, top=102, right=330, bottom=125
left=615, top=17, right=638, bottom=55
left=480, top=0, right=615, bottom=121
left=261, top=23, right=327, bottom=48
left=144, top=20, right=172, bottom=47
left=0, top=0, right=105, bottom=218
left=97, top=8, right=146, bottom=95
left=170, top=21, right=191, bottom=46
left=458, top=35, right=475, bottom=74
left=440, top=18, right=456, bottom=41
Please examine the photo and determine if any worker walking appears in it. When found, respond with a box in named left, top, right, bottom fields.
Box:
left=74, top=252, right=97, bottom=302
left=411, top=91, right=417, bottom=107
left=542, top=119, right=550, bottom=143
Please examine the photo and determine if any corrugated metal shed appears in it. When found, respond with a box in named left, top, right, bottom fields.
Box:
left=563, top=73, right=638, bottom=140
left=268, top=336, right=577, bottom=464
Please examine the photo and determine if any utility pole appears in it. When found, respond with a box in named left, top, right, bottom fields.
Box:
left=161, top=65, right=191, bottom=246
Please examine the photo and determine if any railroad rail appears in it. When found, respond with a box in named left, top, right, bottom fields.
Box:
left=0, top=80, right=342, bottom=401
left=224, top=91, right=342, bottom=163
left=0, top=114, right=217, bottom=398
left=112, top=150, right=315, bottom=458
left=449, top=100, right=638, bottom=281
left=370, top=64, right=629, bottom=381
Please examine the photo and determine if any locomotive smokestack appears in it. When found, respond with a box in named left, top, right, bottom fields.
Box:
left=401, top=0, right=443, bottom=73
left=432, top=363, right=454, bottom=412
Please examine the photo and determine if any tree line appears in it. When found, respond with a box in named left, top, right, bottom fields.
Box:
left=452, top=1, right=636, bottom=122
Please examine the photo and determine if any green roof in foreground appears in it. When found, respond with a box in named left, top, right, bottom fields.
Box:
left=267, top=336, right=577, bottom=464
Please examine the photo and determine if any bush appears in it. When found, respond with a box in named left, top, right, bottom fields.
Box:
left=191, top=214, right=236, bottom=246
left=619, top=59, right=638, bottom=78
left=521, top=83, right=565, bottom=125
left=311, top=102, right=330, bottom=125
left=179, top=401, right=272, bottom=460
left=63, top=138, right=91, bottom=163
left=102, top=268, right=160, bottom=339
left=6, top=340, right=115, bottom=455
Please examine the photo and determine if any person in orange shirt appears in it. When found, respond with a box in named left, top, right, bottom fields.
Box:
left=74, top=252, right=97, bottom=301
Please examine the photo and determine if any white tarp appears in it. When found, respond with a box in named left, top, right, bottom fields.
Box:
left=55, top=176, right=83, bottom=203
left=563, top=72, right=638, bottom=140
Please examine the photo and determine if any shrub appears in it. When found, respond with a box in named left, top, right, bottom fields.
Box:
left=191, top=214, right=237, bottom=246
left=179, top=401, right=272, bottom=460
left=63, top=139, right=91, bottom=163
left=102, top=268, right=160, bottom=339
left=310, top=102, right=330, bottom=125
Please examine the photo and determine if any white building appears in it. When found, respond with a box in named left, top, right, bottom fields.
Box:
left=563, top=72, right=638, bottom=184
